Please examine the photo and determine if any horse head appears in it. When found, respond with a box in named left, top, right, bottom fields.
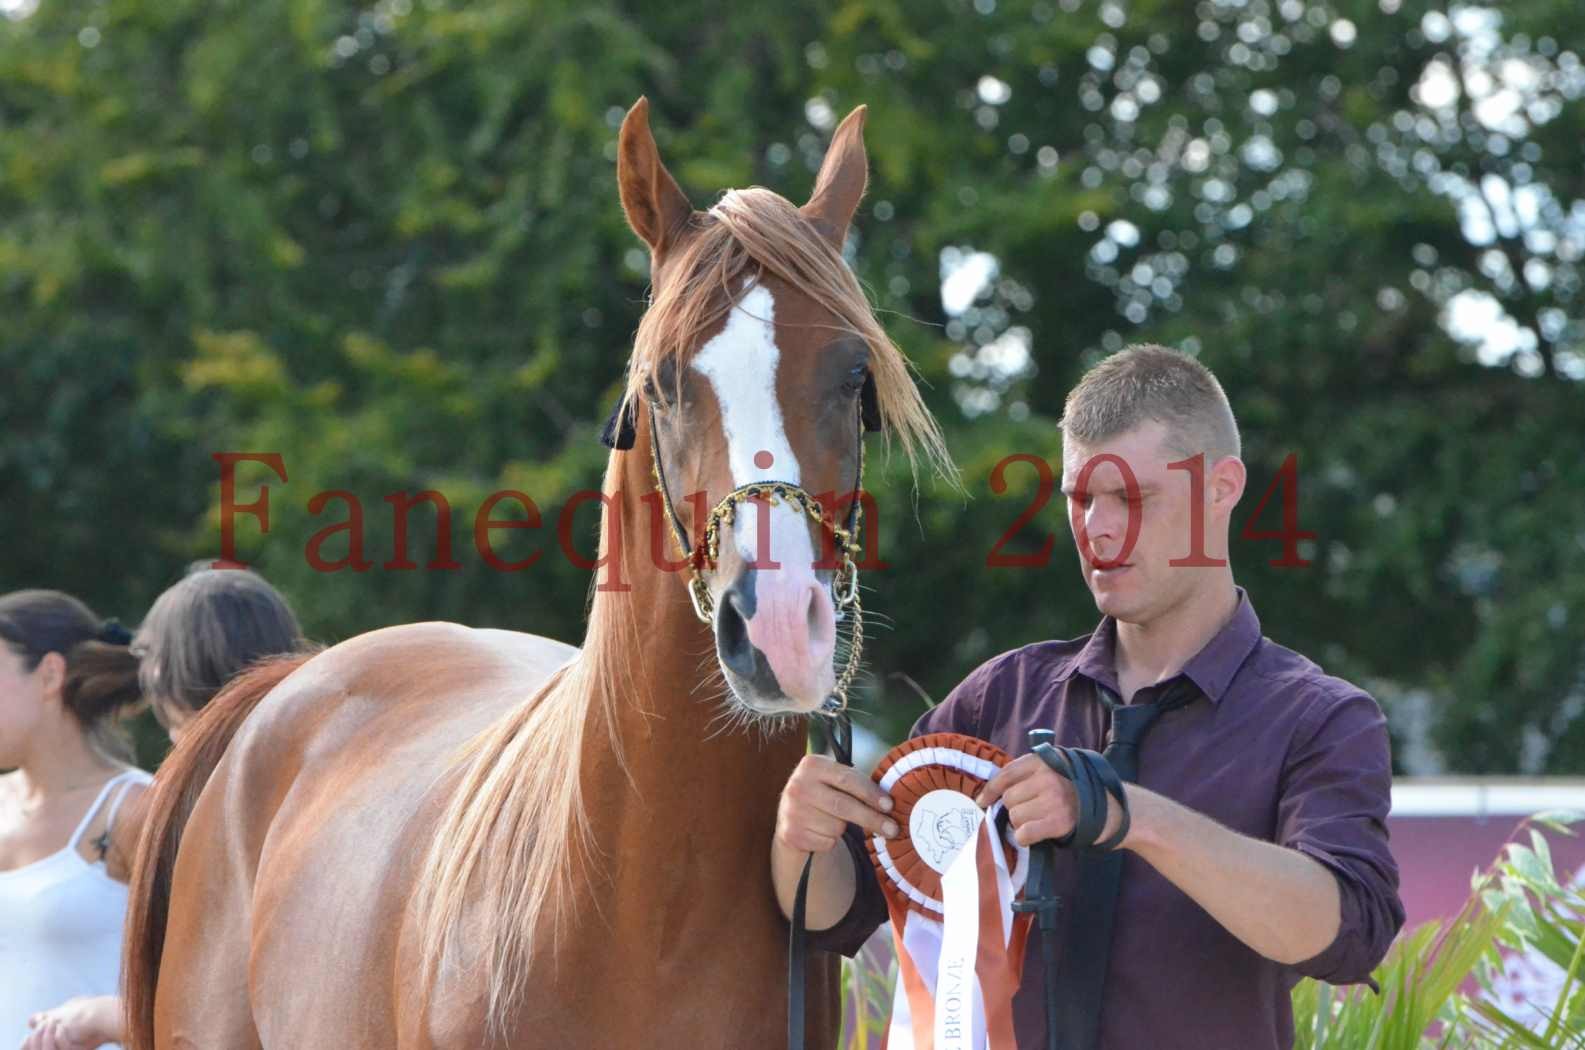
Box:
left=609, top=97, right=949, bottom=719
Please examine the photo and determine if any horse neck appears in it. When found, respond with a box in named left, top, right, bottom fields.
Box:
left=575, top=432, right=807, bottom=855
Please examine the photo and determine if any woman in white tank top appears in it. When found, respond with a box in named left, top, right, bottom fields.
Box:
left=0, top=590, right=149, bottom=1050
left=1, top=769, right=152, bottom=1049
left=10, top=568, right=305, bottom=1050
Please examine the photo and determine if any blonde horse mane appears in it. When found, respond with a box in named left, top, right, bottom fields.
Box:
left=412, top=184, right=954, bottom=1037
left=410, top=453, right=640, bottom=1037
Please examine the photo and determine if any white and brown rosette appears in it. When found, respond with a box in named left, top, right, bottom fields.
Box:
left=864, top=733, right=1032, bottom=1050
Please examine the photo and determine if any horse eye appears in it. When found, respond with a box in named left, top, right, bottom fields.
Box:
left=843, top=366, right=868, bottom=394
left=647, top=362, right=683, bottom=407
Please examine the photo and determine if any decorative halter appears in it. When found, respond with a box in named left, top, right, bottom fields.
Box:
left=650, top=406, right=865, bottom=711
left=600, top=376, right=880, bottom=714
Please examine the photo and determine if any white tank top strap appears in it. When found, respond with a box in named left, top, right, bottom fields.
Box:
left=102, top=770, right=150, bottom=832
left=65, top=768, right=150, bottom=853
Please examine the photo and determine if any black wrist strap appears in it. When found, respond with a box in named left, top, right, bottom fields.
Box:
left=1030, top=743, right=1131, bottom=852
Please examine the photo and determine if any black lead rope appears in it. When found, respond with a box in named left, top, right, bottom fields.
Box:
left=788, top=706, right=852, bottom=1050
left=1012, top=729, right=1065, bottom=1050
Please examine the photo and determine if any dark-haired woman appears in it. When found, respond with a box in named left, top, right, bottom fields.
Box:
left=0, top=590, right=149, bottom=1050
left=131, top=562, right=306, bottom=743
left=15, top=567, right=305, bottom=1050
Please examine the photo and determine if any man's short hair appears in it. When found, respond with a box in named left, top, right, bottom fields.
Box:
left=1059, top=343, right=1241, bottom=461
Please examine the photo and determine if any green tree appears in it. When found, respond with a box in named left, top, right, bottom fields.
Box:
left=2, top=0, right=1580, bottom=771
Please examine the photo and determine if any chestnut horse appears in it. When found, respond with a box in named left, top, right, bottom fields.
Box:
left=122, top=98, right=950, bottom=1050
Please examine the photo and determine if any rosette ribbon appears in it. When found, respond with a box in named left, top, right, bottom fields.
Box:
left=864, top=733, right=1033, bottom=1050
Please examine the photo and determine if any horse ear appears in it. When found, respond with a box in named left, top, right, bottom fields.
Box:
left=599, top=395, right=637, bottom=451
left=617, top=97, right=693, bottom=252
left=801, top=105, right=869, bottom=249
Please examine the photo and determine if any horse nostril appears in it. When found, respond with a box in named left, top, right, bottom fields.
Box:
left=717, top=587, right=753, bottom=675
left=716, top=574, right=782, bottom=699
left=804, top=581, right=834, bottom=649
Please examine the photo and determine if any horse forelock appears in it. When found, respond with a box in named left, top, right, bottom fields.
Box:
left=622, top=187, right=954, bottom=485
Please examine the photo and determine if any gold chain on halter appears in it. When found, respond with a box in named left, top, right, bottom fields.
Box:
left=646, top=406, right=866, bottom=713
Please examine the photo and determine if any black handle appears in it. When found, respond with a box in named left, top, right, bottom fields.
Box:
left=1012, top=728, right=1064, bottom=929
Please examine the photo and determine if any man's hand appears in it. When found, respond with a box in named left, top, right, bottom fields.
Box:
left=976, top=753, right=1127, bottom=849
left=776, top=754, right=898, bottom=853
left=771, top=754, right=899, bottom=930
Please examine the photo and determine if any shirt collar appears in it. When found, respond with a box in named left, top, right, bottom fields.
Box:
left=1052, top=586, right=1263, bottom=705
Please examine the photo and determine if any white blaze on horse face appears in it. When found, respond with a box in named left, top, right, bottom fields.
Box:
left=691, top=283, right=810, bottom=571
left=690, top=283, right=837, bottom=706
left=691, top=285, right=799, bottom=484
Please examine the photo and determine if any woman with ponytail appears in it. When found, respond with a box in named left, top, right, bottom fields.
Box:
left=8, top=567, right=305, bottom=1050
left=0, top=590, right=149, bottom=1050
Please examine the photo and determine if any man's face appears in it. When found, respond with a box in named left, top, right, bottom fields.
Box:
left=1061, top=420, right=1238, bottom=624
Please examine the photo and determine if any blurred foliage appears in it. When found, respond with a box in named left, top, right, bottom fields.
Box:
left=1291, top=813, right=1584, bottom=1048
left=1, top=0, right=1582, bottom=770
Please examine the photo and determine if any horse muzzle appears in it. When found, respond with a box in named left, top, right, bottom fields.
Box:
left=715, top=567, right=837, bottom=715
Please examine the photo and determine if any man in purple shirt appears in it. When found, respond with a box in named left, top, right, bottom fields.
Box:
left=771, top=344, right=1405, bottom=1049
